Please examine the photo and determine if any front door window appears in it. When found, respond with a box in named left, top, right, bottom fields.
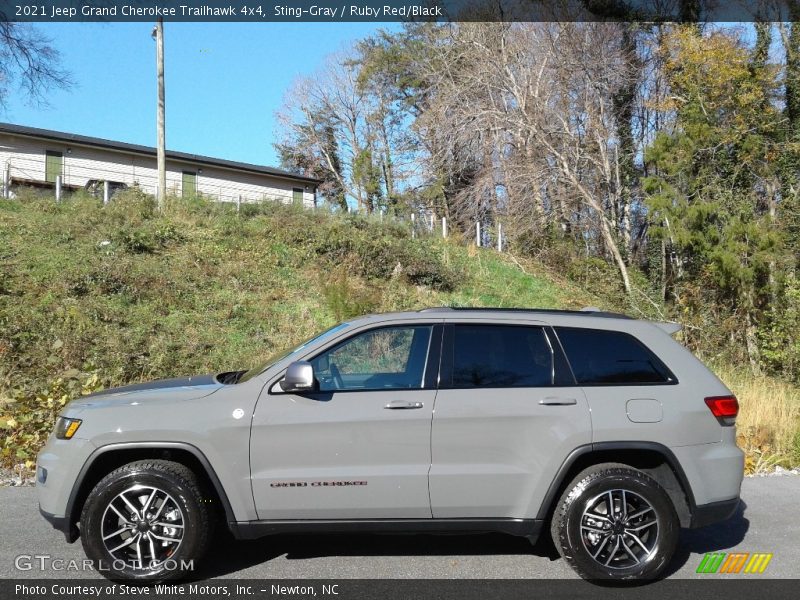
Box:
left=310, top=325, right=432, bottom=392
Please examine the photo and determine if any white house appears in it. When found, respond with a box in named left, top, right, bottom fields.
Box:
left=0, top=122, right=319, bottom=206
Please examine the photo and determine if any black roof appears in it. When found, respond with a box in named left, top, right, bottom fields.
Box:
left=0, top=122, right=321, bottom=185
left=418, top=307, right=632, bottom=319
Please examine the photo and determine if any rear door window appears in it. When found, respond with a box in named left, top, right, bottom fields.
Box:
left=554, top=327, right=675, bottom=385
left=450, top=325, right=554, bottom=388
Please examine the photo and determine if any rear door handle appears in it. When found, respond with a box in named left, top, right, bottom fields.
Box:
left=539, top=397, right=577, bottom=406
left=384, top=400, right=424, bottom=410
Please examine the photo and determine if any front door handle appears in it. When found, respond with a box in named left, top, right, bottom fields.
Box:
left=539, top=397, right=577, bottom=406
left=384, top=400, right=424, bottom=410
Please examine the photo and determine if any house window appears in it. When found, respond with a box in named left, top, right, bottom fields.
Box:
left=45, top=150, right=63, bottom=183
left=292, top=187, right=304, bottom=205
left=182, top=171, right=197, bottom=198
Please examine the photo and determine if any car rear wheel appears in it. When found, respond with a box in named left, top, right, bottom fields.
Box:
left=80, top=459, right=211, bottom=581
left=550, top=463, right=679, bottom=581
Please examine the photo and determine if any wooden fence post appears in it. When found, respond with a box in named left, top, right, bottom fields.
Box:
left=236, top=194, right=242, bottom=213
left=55, top=175, right=62, bottom=203
left=3, top=164, right=10, bottom=198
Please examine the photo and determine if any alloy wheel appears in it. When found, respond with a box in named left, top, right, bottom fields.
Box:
left=579, top=488, right=659, bottom=569
left=100, top=484, right=185, bottom=569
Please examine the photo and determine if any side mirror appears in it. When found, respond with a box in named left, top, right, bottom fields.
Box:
left=279, top=361, right=316, bottom=392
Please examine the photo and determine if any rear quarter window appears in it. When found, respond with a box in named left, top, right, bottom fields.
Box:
left=554, top=327, right=676, bottom=385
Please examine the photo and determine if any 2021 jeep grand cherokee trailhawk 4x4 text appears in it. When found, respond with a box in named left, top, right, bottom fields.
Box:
left=37, top=307, right=743, bottom=581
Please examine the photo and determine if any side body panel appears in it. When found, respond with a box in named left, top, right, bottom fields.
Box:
left=250, top=389, right=435, bottom=519
left=549, top=319, right=744, bottom=506
left=429, top=317, right=592, bottom=519
left=249, top=317, right=444, bottom=520
left=39, top=382, right=261, bottom=523
left=430, top=385, right=591, bottom=518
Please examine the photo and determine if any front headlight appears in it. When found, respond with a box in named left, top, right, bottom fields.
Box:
left=54, top=416, right=82, bottom=440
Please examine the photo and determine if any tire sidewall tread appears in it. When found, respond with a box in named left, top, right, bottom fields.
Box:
left=79, top=459, right=211, bottom=582
left=550, top=463, right=679, bottom=581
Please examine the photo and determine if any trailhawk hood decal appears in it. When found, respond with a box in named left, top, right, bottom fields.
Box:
left=75, top=374, right=223, bottom=404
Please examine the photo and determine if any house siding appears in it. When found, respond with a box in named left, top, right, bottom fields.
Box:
left=0, top=132, right=317, bottom=206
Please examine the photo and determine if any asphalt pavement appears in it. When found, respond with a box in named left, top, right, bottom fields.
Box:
left=0, top=477, right=796, bottom=580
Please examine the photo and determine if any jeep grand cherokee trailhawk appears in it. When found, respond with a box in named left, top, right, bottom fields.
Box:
left=37, top=307, right=744, bottom=581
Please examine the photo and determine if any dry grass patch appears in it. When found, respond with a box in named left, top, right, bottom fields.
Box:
left=711, top=363, right=800, bottom=473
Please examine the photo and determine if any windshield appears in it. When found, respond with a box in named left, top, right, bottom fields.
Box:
left=236, top=322, right=350, bottom=383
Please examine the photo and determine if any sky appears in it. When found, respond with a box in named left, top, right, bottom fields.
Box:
left=2, top=22, right=393, bottom=168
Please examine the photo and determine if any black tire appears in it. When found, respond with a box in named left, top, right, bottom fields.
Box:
left=80, top=459, right=212, bottom=582
left=550, top=463, right=679, bottom=581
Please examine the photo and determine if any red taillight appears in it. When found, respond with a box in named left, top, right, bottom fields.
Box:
left=705, top=395, right=739, bottom=419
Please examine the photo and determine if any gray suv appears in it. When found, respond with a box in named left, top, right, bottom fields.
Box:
left=37, top=307, right=744, bottom=582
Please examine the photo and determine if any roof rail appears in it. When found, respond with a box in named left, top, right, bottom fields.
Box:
left=417, top=307, right=631, bottom=319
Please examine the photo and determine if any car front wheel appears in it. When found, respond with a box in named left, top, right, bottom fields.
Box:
left=80, top=459, right=211, bottom=581
left=551, top=463, right=679, bottom=581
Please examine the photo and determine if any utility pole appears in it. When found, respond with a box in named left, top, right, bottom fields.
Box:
left=153, top=18, right=166, bottom=211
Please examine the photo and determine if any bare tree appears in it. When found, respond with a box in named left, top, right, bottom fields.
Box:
left=412, top=22, right=634, bottom=291
left=277, top=54, right=381, bottom=211
left=0, top=20, right=71, bottom=106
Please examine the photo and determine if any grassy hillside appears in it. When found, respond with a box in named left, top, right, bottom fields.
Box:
left=0, top=192, right=797, bottom=472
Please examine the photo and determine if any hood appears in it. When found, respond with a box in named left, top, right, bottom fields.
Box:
left=71, top=373, right=224, bottom=408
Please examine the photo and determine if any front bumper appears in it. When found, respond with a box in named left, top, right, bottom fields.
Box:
left=39, top=505, right=79, bottom=542
left=36, top=435, right=95, bottom=543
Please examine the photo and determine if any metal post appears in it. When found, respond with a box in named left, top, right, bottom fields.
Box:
left=429, top=213, right=434, bottom=232
left=411, top=212, right=416, bottom=239
left=154, top=18, right=167, bottom=211
left=442, top=216, right=447, bottom=238
left=55, top=175, right=62, bottom=203
left=476, top=221, right=481, bottom=247
left=103, top=180, right=110, bottom=205
left=3, top=164, right=10, bottom=199
left=497, top=223, right=502, bottom=252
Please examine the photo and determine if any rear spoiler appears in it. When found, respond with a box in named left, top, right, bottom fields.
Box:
left=651, top=321, right=682, bottom=335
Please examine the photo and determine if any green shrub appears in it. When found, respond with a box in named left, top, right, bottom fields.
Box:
left=402, top=242, right=461, bottom=291
left=759, top=274, right=800, bottom=384
left=321, top=267, right=381, bottom=321
left=113, top=220, right=186, bottom=254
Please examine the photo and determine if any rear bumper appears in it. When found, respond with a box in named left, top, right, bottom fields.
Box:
left=690, top=497, right=740, bottom=529
left=671, top=437, right=744, bottom=506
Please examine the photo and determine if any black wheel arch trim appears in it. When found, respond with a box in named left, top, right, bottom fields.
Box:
left=536, top=441, right=698, bottom=521
left=63, top=441, right=237, bottom=543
